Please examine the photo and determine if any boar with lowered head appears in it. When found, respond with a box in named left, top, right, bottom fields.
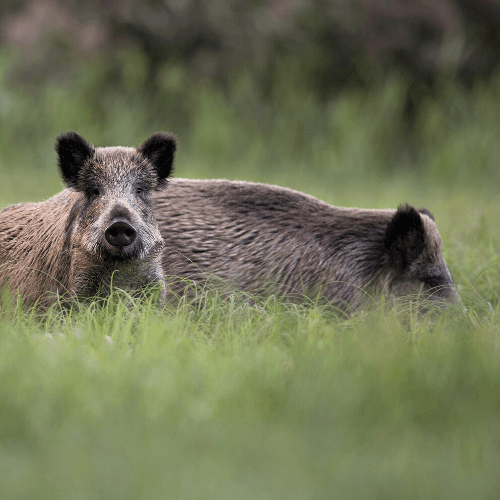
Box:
left=155, top=179, right=460, bottom=314
left=0, top=131, right=176, bottom=307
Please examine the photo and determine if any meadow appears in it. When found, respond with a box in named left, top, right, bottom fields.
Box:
left=1, top=52, right=500, bottom=498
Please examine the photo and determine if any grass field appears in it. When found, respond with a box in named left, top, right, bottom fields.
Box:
left=1, top=52, right=500, bottom=498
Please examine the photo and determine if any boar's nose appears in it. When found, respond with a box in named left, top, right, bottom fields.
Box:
left=105, top=221, right=137, bottom=247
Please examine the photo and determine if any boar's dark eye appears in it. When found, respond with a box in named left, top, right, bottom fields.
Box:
left=92, top=188, right=100, bottom=196
left=136, top=187, right=143, bottom=194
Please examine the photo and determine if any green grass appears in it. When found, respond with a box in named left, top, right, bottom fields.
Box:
left=1, top=49, right=500, bottom=498
left=0, top=294, right=499, bottom=499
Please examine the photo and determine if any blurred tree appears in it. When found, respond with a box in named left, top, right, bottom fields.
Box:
left=2, top=0, right=500, bottom=109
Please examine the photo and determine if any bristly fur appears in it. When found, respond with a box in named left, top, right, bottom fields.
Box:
left=418, top=207, right=435, bottom=221
left=0, top=131, right=177, bottom=307
left=137, top=132, right=177, bottom=189
left=155, top=180, right=460, bottom=314
left=384, top=204, right=426, bottom=271
left=56, top=131, right=95, bottom=188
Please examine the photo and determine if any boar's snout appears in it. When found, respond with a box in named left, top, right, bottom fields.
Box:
left=105, top=221, right=137, bottom=248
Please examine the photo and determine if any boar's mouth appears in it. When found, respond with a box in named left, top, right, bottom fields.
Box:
left=106, top=239, right=163, bottom=262
left=86, top=237, right=164, bottom=264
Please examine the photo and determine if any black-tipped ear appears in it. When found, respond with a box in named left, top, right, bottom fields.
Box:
left=384, top=204, right=426, bottom=271
left=56, top=132, right=94, bottom=188
left=138, top=132, right=177, bottom=187
left=418, top=207, right=435, bottom=221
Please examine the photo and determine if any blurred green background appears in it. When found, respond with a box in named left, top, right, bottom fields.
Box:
left=1, top=0, right=500, bottom=204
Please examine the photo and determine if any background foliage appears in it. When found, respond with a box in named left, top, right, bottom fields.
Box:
left=1, top=0, right=500, bottom=195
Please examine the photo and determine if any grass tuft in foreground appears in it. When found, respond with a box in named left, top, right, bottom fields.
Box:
left=0, top=287, right=499, bottom=499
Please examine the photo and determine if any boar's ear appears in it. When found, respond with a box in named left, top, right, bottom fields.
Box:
left=418, top=207, right=435, bottom=221
left=138, top=132, right=177, bottom=187
left=384, top=204, right=426, bottom=271
left=56, top=132, right=94, bottom=188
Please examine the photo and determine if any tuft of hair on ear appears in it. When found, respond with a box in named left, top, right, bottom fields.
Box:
left=384, top=204, right=426, bottom=271
left=138, top=132, right=177, bottom=188
left=418, top=207, right=435, bottom=221
left=55, top=131, right=94, bottom=188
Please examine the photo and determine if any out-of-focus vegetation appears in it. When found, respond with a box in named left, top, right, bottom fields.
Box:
left=0, top=0, right=500, bottom=201
left=3, top=0, right=500, bottom=94
left=2, top=47, right=500, bottom=203
left=1, top=292, right=500, bottom=500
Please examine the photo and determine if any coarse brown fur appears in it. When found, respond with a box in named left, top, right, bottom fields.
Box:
left=155, top=179, right=460, bottom=313
left=0, top=132, right=176, bottom=307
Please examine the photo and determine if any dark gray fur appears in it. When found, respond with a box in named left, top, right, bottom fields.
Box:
left=155, top=179, right=460, bottom=313
left=0, top=132, right=176, bottom=307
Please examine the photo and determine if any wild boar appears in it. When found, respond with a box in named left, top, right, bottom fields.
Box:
left=155, top=179, right=460, bottom=314
left=0, top=131, right=176, bottom=307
